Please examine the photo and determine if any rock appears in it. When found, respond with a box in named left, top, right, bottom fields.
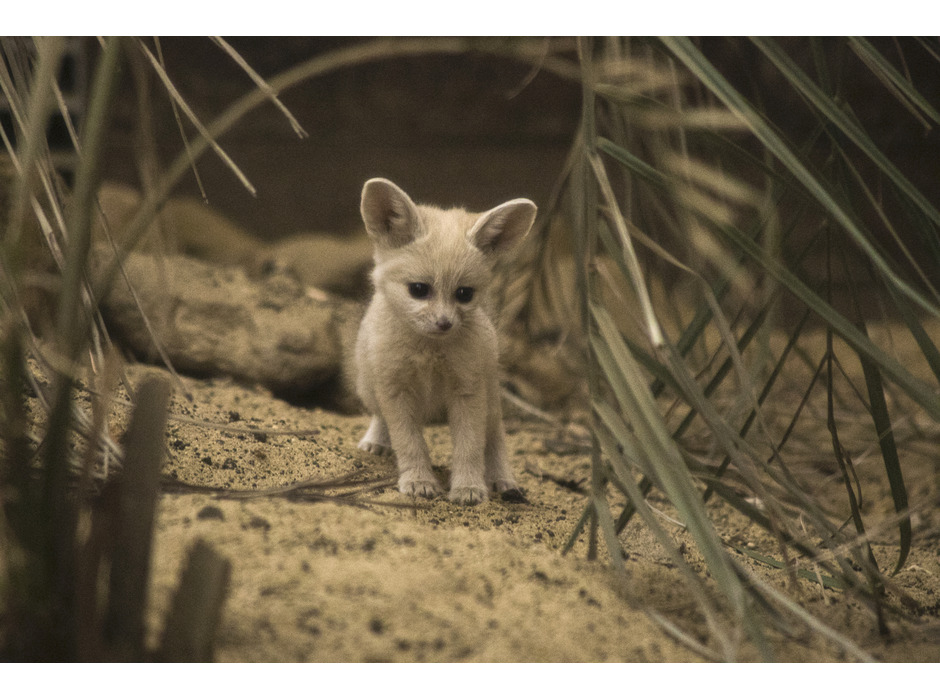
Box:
left=96, top=249, right=362, bottom=408
left=93, top=182, right=264, bottom=267
left=94, top=182, right=374, bottom=299
left=250, top=232, right=374, bottom=299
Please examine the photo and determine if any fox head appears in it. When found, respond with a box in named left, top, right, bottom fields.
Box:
left=360, top=178, right=537, bottom=338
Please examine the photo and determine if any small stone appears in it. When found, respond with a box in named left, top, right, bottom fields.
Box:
left=196, top=505, right=225, bottom=521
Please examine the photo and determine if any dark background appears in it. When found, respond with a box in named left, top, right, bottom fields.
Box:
left=100, top=37, right=582, bottom=240
left=88, top=37, right=939, bottom=264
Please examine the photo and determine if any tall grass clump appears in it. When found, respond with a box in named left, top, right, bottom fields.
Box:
left=0, top=36, right=245, bottom=661
left=528, top=37, right=940, bottom=660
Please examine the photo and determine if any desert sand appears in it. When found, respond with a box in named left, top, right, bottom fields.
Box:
left=104, top=354, right=936, bottom=662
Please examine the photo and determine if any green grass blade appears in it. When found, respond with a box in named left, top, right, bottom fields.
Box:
left=727, top=543, right=843, bottom=589
left=825, top=332, right=886, bottom=599
left=660, top=36, right=940, bottom=320
left=855, top=320, right=911, bottom=575
left=847, top=37, right=940, bottom=128
left=591, top=304, right=753, bottom=627
left=751, top=36, right=940, bottom=238
left=592, top=405, right=739, bottom=657
left=597, top=136, right=670, bottom=189
left=561, top=502, right=595, bottom=556
left=716, top=220, right=940, bottom=422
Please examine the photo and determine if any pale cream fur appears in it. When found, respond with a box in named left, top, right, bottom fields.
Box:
left=355, top=178, right=537, bottom=504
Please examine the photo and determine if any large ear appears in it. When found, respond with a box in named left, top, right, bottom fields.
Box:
left=360, top=178, right=421, bottom=248
left=468, top=198, right=537, bottom=255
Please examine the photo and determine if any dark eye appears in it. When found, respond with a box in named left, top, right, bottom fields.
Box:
left=408, top=282, right=431, bottom=299
left=455, top=287, right=475, bottom=304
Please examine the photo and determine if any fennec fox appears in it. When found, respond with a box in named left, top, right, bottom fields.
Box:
left=355, top=178, right=537, bottom=504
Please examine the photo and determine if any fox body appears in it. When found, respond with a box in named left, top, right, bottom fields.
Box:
left=354, top=178, right=537, bottom=504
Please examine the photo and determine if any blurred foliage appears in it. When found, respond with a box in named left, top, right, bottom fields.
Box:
left=535, top=37, right=940, bottom=660
left=0, top=36, right=235, bottom=662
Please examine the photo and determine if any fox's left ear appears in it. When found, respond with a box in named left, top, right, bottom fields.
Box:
left=469, top=199, right=537, bottom=255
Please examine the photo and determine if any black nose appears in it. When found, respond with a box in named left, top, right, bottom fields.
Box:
left=436, top=318, right=453, bottom=332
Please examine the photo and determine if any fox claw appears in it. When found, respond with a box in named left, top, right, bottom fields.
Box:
left=358, top=438, right=392, bottom=456
left=399, top=475, right=443, bottom=499
left=448, top=486, right=488, bottom=505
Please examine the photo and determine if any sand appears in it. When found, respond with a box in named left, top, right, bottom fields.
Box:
left=113, top=357, right=940, bottom=662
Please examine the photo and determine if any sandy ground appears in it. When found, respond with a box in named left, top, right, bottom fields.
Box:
left=104, top=347, right=939, bottom=662
left=141, top=369, right=697, bottom=663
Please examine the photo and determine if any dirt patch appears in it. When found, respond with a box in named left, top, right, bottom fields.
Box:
left=140, top=369, right=696, bottom=662
left=100, top=347, right=939, bottom=662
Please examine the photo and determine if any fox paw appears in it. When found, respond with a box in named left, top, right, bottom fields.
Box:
left=399, top=475, right=443, bottom=499
left=358, top=437, right=392, bottom=456
left=448, top=485, right=489, bottom=505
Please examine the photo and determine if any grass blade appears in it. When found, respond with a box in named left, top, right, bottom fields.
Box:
left=716, top=220, right=940, bottom=422
left=597, top=136, right=670, bottom=189
left=660, top=36, right=940, bottom=319
left=750, top=37, right=940, bottom=248
left=104, top=376, right=171, bottom=659
left=592, top=403, right=730, bottom=653
left=591, top=303, right=757, bottom=634
left=134, top=38, right=256, bottom=196
left=854, top=320, right=911, bottom=575
left=847, top=37, right=940, bottom=130
left=210, top=36, right=308, bottom=139
left=727, top=543, right=842, bottom=589
left=157, top=540, right=231, bottom=662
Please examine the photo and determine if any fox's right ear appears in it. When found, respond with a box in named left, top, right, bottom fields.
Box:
left=361, top=178, right=420, bottom=248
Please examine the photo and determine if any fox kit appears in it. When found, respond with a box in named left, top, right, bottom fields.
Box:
left=355, top=178, right=537, bottom=504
